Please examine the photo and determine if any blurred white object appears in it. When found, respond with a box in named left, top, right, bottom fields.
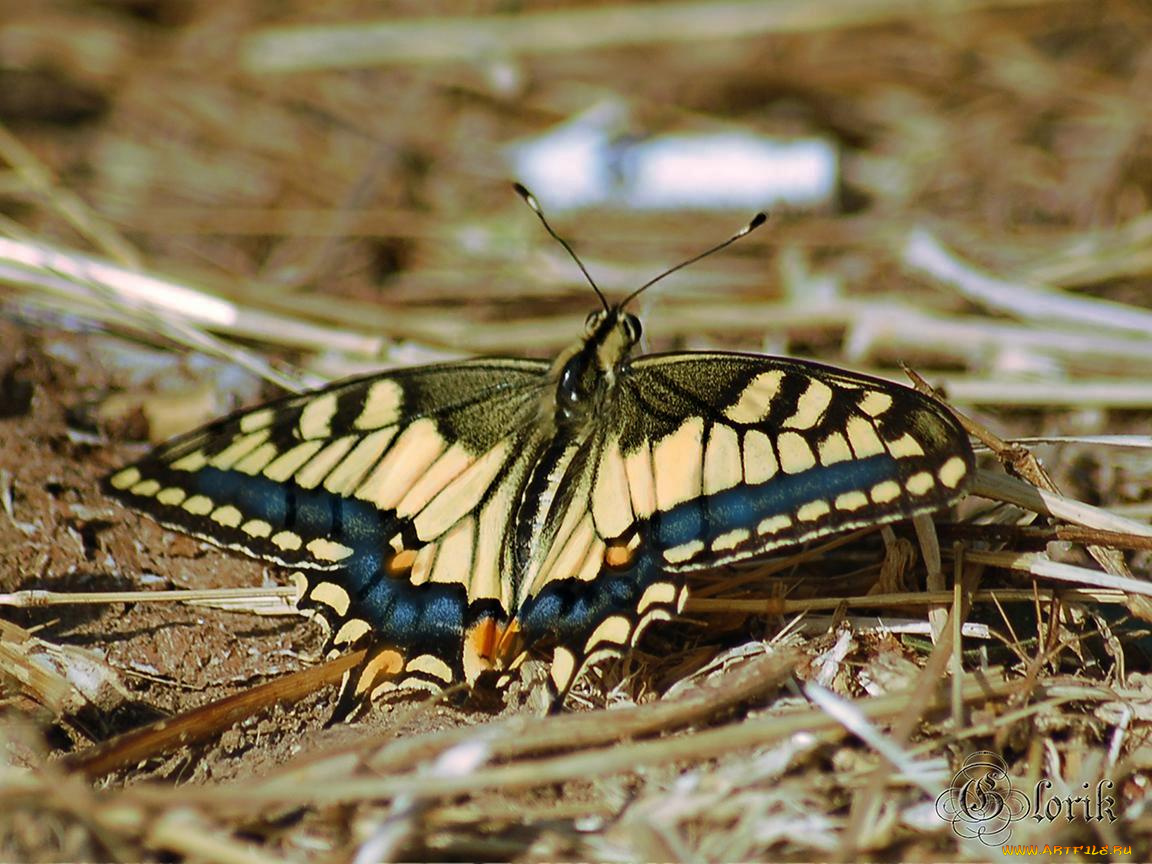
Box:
left=508, top=102, right=839, bottom=212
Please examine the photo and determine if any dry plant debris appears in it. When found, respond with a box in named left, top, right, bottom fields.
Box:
left=2, top=0, right=1152, bottom=860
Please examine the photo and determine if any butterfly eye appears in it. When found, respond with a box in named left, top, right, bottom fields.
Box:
left=622, top=313, right=642, bottom=343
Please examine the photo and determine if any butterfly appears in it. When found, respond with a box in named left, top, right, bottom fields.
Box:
left=104, top=186, right=974, bottom=720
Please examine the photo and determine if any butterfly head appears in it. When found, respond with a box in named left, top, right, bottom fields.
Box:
left=584, top=306, right=643, bottom=372
left=584, top=306, right=642, bottom=343
left=515, top=181, right=764, bottom=427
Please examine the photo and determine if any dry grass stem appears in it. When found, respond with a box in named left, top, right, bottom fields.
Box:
left=0, top=237, right=375, bottom=384
left=688, top=587, right=1131, bottom=615
left=62, top=651, right=365, bottom=780
left=904, top=228, right=1152, bottom=336
left=0, top=585, right=297, bottom=612
left=242, top=0, right=1069, bottom=73
left=959, top=549, right=1152, bottom=597
left=973, top=470, right=1152, bottom=536
left=123, top=672, right=1017, bottom=812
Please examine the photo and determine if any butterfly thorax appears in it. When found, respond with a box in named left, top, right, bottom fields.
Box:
left=549, top=308, right=641, bottom=428
left=507, top=308, right=642, bottom=609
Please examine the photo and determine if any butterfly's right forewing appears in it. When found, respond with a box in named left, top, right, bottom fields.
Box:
left=105, top=359, right=551, bottom=702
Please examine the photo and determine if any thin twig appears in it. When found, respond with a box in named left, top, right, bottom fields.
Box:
left=904, top=227, right=1152, bottom=336
left=242, top=0, right=1076, bottom=72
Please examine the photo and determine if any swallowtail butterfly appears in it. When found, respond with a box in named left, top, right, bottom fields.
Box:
left=105, top=187, right=973, bottom=719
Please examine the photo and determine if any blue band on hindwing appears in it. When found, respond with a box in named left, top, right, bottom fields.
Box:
left=518, top=554, right=662, bottom=645
left=655, top=452, right=900, bottom=549
left=180, top=466, right=467, bottom=653
left=518, top=453, right=902, bottom=646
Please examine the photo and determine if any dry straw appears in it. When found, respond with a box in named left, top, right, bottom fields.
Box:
left=1, top=0, right=1150, bottom=860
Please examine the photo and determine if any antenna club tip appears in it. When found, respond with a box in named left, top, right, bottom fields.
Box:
left=512, top=182, right=540, bottom=211
left=750, top=212, right=768, bottom=230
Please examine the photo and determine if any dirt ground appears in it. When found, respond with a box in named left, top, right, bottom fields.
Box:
left=4, top=1, right=1152, bottom=861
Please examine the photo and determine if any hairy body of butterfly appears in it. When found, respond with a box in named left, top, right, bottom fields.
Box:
left=104, top=303, right=974, bottom=720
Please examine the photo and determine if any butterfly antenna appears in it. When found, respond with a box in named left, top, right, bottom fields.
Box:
left=514, top=183, right=610, bottom=312
left=619, top=211, right=768, bottom=310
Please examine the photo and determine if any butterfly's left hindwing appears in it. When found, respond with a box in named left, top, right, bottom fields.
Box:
left=515, top=352, right=973, bottom=695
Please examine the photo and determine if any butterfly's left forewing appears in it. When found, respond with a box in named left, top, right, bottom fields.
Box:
left=620, top=353, right=973, bottom=569
left=516, top=352, right=973, bottom=698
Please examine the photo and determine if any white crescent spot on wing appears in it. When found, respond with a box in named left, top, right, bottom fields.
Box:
left=782, top=378, right=833, bottom=430
left=703, top=423, right=742, bottom=495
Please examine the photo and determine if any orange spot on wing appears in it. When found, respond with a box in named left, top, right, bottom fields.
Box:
left=469, top=617, right=498, bottom=658
left=388, top=548, right=417, bottom=577
left=463, top=618, right=524, bottom=683
left=495, top=619, right=523, bottom=658
left=604, top=541, right=635, bottom=569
